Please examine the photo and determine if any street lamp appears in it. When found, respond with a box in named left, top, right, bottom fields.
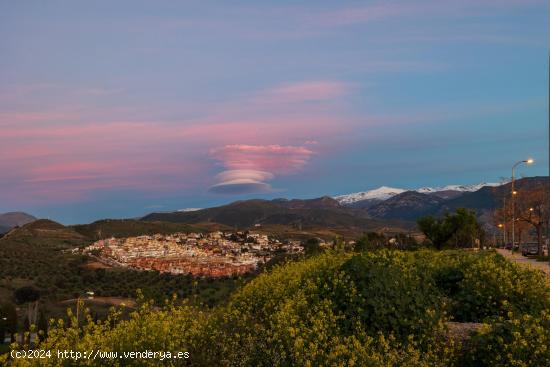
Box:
left=511, top=159, right=534, bottom=250
left=497, top=223, right=504, bottom=247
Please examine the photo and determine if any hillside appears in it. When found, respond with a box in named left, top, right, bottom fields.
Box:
left=71, top=219, right=227, bottom=240
left=141, top=196, right=403, bottom=232
left=442, top=176, right=546, bottom=211
left=365, top=176, right=549, bottom=223
left=0, top=212, right=36, bottom=234
left=367, top=191, right=446, bottom=220
left=1, top=219, right=89, bottom=248
left=0, top=219, right=249, bottom=319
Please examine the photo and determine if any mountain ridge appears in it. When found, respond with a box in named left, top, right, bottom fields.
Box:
left=334, top=182, right=501, bottom=206
left=0, top=211, right=37, bottom=234
left=142, top=177, right=548, bottom=231
left=141, top=196, right=408, bottom=232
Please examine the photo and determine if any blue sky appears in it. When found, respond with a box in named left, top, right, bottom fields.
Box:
left=0, top=0, right=549, bottom=224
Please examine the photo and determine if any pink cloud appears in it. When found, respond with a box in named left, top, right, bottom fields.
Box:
left=23, top=175, right=101, bottom=183
left=210, top=144, right=314, bottom=174
left=208, top=144, right=314, bottom=194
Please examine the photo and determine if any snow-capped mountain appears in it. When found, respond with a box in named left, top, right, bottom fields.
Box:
left=177, top=208, right=202, bottom=212
left=416, top=182, right=500, bottom=194
left=334, top=182, right=500, bottom=205
left=334, top=186, right=406, bottom=204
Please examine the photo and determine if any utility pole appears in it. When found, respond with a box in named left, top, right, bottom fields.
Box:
left=503, top=197, right=507, bottom=244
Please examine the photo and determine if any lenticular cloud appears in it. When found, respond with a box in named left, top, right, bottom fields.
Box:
left=209, top=144, right=313, bottom=194
left=210, top=170, right=274, bottom=194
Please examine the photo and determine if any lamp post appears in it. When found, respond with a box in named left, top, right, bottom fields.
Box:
left=502, top=197, right=507, bottom=244
left=498, top=223, right=504, bottom=247
left=511, top=159, right=534, bottom=250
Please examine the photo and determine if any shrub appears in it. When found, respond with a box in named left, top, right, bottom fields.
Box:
left=451, top=252, right=550, bottom=322
left=339, top=251, right=446, bottom=343
left=460, top=311, right=550, bottom=367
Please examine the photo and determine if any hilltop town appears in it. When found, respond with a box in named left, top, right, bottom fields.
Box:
left=81, top=231, right=305, bottom=277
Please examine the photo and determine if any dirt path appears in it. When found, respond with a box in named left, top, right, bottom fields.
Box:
left=60, top=296, right=136, bottom=308
left=496, top=249, right=550, bottom=279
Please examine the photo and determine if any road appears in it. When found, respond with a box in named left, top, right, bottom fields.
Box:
left=496, top=249, right=550, bottom=279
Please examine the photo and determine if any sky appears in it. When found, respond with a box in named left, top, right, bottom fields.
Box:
left=1, top=0, right=549, bottom=224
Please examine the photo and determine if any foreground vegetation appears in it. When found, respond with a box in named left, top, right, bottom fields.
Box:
left=3, top=249, right=549, bottom=366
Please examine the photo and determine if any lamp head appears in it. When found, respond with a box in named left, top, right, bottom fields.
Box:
left=525, top=158, right=534, bottom=165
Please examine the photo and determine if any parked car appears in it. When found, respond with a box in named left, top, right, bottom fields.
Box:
left=521, top=243, right=539, bottom=256
left=521, top=243, right=547, bottom=256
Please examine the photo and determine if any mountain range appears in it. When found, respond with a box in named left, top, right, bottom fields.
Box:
left=143, top=196, right=401, bottom=234
left=142, top=177, right=549, bottom=232
left=2, top=177, right=547, bottom=238
left=334, top=182, right=500, bottom=208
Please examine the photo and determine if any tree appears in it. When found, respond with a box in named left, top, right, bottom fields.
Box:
left=354, top=232, right=386, bottom=252
left=418, top=209, right=483, bottom=249
left=417, top=216, right=455, bottom=250
left=303, top=238, right=322, bottom=256
left=448, top=208, right=485, bottom=248
left=516, top=186, right=550, bottom=256
left=14, top=286, right=40, bottom=304
left=14, top=286, right=40, bottom=326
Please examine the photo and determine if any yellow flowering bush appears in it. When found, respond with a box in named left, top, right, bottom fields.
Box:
left=460, top=311, right=550, bottom=367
